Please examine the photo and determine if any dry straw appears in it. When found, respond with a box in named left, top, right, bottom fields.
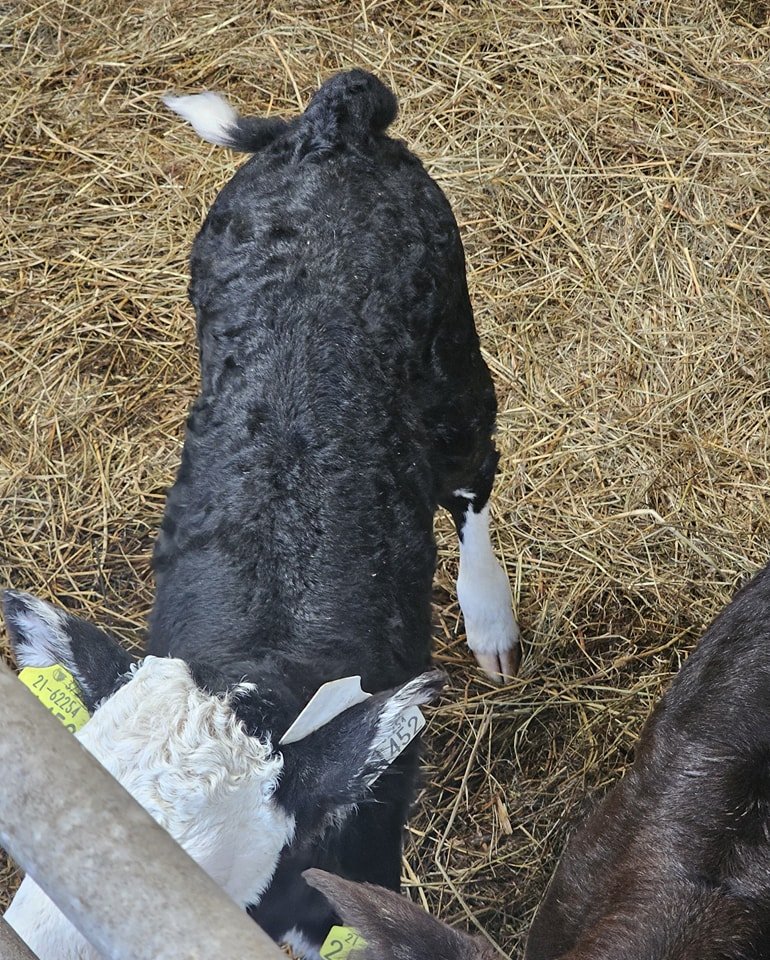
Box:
left=2, top=0, right=770, bottom=954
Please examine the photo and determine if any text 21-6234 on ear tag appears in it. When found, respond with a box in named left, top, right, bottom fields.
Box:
left=320, top=925, right=367, bottom=960
left=18, top=665, right=90, bottom=734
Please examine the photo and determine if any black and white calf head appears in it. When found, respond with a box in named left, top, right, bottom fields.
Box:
left=2, top=591, right=444, bottom=957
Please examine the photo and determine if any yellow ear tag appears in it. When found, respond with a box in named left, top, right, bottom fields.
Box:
left=320, top=925, right=367, bottom=959
left=18, top=665, right=90, bottom=734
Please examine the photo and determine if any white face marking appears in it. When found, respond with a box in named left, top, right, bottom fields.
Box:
left=5, top=657, right=295, bottom=959
left=456, top=503, right=519, bottom=680
left=163, top=91, right=239, bottom=147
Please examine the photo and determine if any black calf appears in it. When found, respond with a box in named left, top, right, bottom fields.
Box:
left=159, top=70, right=519, bottom=950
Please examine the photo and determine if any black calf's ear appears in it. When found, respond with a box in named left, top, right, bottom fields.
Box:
left=303, top=869, right=496, bottom=960
left=277, top=670, right=446, bottom=834
left=3, top=590, right=135, bottom=710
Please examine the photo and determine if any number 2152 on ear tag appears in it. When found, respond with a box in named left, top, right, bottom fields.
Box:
left=320, top=925, right=367, bottom=959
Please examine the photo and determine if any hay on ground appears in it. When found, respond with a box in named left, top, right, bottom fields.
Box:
left=2, top=1, right=770, bottom=954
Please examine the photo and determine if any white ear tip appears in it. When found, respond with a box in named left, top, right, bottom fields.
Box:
left=4, top=588, right=35, bottom=603
left=399, top=669, right=446, bottom=705
left=3, top=590, right=54, bottom=621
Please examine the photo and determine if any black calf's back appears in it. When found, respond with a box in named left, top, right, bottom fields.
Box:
left=150, top=71, right=494, bottom=701
left=155, top=70, right=500, bottom=949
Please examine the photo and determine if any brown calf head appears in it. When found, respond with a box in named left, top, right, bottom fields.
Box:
left=304, top=869, right=499, bottom=960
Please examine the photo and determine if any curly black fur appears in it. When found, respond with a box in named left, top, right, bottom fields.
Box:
left=151, top=70, right=499, bottom=948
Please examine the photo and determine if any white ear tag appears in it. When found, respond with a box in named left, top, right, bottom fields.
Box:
left=366, top=705, right=426, bottom=785
left=280, top=676, right=371, bottom=745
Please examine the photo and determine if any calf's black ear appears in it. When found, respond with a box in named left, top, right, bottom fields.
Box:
left=277, top=670, right=445, bottom=834
left=303, top=868, right=496, bottom=960
left=3, top=590, right=135, bottom=710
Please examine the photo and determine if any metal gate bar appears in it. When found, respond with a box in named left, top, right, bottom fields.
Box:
left=0, top=918, right=38, bottom=959
left=0, top=660, right=286, bottom=960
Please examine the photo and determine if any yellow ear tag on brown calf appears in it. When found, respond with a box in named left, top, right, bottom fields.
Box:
left=18, top=665, right=90, bottom=734
left=320, top=925, right=367, bottom=959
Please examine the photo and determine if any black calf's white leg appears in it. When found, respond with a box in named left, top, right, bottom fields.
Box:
left=452, top=492, right=519, bottom=680
left=441, top=446, right=519, bottom=681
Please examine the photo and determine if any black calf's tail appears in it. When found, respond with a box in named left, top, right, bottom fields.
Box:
left=163, top=69, right=397, bottom=154
left=162, top=90, right=290, bottom=153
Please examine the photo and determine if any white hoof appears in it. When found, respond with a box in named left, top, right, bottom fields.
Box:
left=473, top=645, right=520, bottom=683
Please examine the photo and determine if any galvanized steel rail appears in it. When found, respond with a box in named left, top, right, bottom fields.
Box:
left=0, top=659, right=286, bottom=960
left=0, top=918, right=38, bottom=960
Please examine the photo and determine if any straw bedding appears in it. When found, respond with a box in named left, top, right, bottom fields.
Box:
left=2, top=0, right=769, bottom=953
